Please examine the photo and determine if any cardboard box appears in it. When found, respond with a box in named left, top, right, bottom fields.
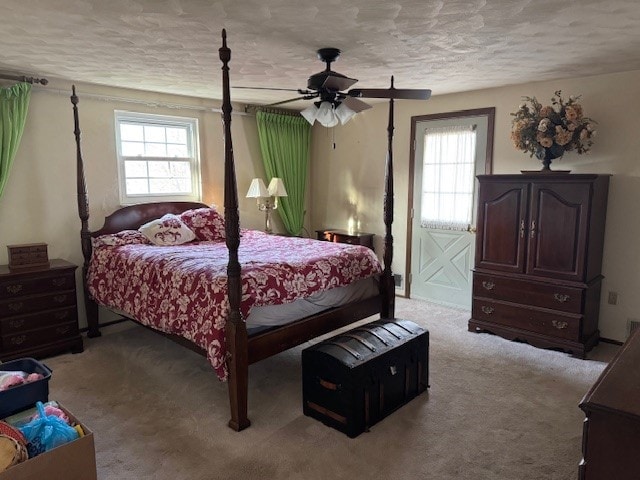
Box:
left=0, top=403, right=96, bottom=480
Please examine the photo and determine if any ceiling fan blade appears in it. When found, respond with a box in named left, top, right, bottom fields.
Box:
left=322, top=75, right=358, bottom=92
left=348, top=88, right=432, bottom=100
left=342, top=96, right=372, bottom=113
left=266, top=94, right=318, bottom=107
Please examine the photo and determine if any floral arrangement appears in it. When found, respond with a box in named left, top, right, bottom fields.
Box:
left=510, top=90, right=596, bottom=161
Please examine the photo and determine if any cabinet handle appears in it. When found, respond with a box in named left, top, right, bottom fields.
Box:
left=554, top=293, right=570, bottom=303
left=530, top=220, right=536, bottom=238
left=54, top=310, right=70, bottom=320
left=53, top=295, right=67, bottom=303
left=552, top=320, right=569, bottom=329
left=520, top=220, right=525, bottom=238
left=481, top=306, right=494, bottom=315
left=52, top=278, right=66, bottom=287
left=8, top=302, right=24, bottom=312
left=10, top=335, right=27, bottom=345
left=482, top=281, right=495, bottom=291
left=6, top=284, right=23, bottom=294
left=9, top=318, right=25, bottom=330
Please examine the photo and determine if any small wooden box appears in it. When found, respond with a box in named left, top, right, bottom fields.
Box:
left=7, top=243, right=49, bottom=270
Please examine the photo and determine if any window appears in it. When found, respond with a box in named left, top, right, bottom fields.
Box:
left=115, top=111, right=201, bottom=204
left=420, top=125, right=477, bottom=231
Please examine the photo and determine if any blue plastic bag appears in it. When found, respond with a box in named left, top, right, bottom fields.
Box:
left=18, top=401, right=79, bottom=457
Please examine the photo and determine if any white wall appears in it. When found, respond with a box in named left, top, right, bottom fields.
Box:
left=310, top=69, right=640, bottom=342
left=3, top=68, right=638, bottom=342
left=0, top=78, right=273, bottom=328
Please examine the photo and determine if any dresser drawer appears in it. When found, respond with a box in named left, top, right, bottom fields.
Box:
left=0, top=307, right=77, bottom=334
left=0, top=271, right=76, bottom=299
left=472, top=298, right=581, bottom=341
left=1, top=321, right=79, bottom=353
left=473, top=273, right=584, bottom=314
left=0, top=291, right=76, bottom=318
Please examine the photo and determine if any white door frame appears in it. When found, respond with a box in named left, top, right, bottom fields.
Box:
left=404, top=107, right=495, bottom=299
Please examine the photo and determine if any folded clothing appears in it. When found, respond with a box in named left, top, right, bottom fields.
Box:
left=0, top=371, right=44, bottom=391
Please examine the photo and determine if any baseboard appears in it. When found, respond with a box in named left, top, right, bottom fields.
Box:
left=599, top=337, right=624, bottom=346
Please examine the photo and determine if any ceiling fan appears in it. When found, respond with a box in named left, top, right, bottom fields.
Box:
left=235, top=48, right=431, bottom=127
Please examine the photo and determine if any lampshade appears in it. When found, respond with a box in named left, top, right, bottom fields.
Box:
left=301, top=100, right=357, bottom=127
left=246, top=178, right=268, bottom=198
left=300, top=105, right=318, bottom=125
left=315, top=101, right=339, bottom=128
left=267, top=177, right=288, bottom=197
left=335, top=102, right=356, bottom=125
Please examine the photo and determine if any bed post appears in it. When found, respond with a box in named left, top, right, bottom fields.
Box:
left=219, top=30, right=251, bottom=431
left=381, top=77, right=397, bottom=320
left=70, top=86, right=101, bottom=338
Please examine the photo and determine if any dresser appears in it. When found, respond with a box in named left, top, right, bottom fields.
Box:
left=315, top=229, right=374, bottom=250
left=0, top=259, right=83, bottom=361
left=469, top=174, right=610, bottom=357
left=578, top=329, right=640, bottom=479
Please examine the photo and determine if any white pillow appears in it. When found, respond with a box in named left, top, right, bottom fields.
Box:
left=139, top=214, right=196, bottom=246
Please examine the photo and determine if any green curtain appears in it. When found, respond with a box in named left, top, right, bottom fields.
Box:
left=256, top=111, right=311, bottom=236
left=0, top=82, right=31, bottom=199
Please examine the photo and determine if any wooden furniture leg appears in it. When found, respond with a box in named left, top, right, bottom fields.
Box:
left=226, top=317, right=250, bottom=431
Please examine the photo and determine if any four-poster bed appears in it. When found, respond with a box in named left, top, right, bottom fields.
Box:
left=70, top=30, right=401, bottom=431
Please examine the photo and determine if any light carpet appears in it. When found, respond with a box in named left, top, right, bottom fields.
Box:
left=43, top=297, right=618, bottom=480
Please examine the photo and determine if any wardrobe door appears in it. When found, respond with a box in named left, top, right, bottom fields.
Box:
left=475, top=179, right=528, bottom=274
left=527, top=181, right=591, bottom=282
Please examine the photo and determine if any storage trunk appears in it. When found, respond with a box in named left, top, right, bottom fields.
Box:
left=302, top=319, right=429, bottom=438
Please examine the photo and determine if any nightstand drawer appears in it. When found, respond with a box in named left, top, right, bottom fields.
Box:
left=0, top=291, right=76, bottom=318
left=0, top=307, right=77, bottom=334
left=473, top=273, right=583, bottom=314
left=0, top=272, right=76, bottom=299
left=1, top=321, right=79, bottom=353
left=472, top=298, right=581, bottom=341
left=0, top=258, right=82, bottom=360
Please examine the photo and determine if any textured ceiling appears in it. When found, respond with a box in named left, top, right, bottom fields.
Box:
left=1, top=0, right=640, bottom=109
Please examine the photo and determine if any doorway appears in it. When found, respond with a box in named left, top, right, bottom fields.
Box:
left=406, top=108, right=495, bottom=309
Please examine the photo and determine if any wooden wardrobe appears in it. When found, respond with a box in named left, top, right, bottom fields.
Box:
left=468, top=173, right=610, bottom=357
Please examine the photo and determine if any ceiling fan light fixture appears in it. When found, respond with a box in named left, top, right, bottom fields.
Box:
left=315, top=101, right=339, bottom=127
left=334, top=102, right=356, bottom=125
left=300, top=104, right=318, bottom=125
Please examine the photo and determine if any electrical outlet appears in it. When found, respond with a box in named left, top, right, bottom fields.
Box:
left=608, top=291, right=618, bottom=305
left=393, top=274, right=403, bottom=288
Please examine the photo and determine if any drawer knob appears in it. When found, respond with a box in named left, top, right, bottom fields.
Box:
left=6, top=284, right=23, bottom=294
left=56, top=325, right=71, bottom=335
left=53, top=295, right=67, bottom=303
left=552, top=320, right=569, bottom=329
left=481, top=306, right=494, bottom=315
left=8, top=302, right=24, bottom=312
left=52, top=278, right=66, bottom=287
left=554, top=293, right=570, bottom=303
left=54, top=310, right=70, bottom=320
left=9, top=318, right=25, bottom=330
left=482, top=281, right=495, bottom=291
left=10, top=334, right=27, bottom=345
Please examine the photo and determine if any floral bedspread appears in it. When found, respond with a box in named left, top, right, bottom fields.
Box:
left=88, top=229, right=382, bottom=380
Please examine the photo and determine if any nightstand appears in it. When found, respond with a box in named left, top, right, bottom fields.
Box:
left=0, top=259, right=83, bottom=361
left=315, top=229, right=375, bottom=250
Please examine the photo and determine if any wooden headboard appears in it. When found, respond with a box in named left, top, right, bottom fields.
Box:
left=91, top=201, right=208, bottom=237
